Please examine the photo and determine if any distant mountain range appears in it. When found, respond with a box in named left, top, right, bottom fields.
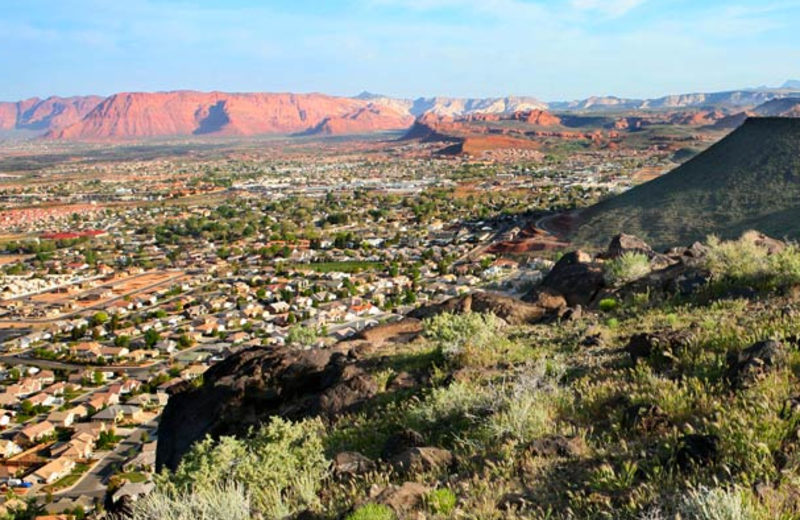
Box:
left=0, top=81, right=798, bottom=141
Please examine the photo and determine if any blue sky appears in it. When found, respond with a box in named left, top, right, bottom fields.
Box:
left=1, top=0, right=799, bottom=101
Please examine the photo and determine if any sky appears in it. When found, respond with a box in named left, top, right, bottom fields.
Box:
left=1, top=0, right=799, bottom=102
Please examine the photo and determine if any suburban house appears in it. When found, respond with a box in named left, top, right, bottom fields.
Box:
left=15, top=420, right=56, bottom=445
left=24, top=456, right=75, bottom=485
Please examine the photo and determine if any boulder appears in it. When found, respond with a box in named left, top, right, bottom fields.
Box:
left=157, top=343, right=378, bottom=471
left=390, top=447, right=455, bottom=474
left=625, top=329, right=695, bottom=367
left=382, top=428, right=425, bottom=460
left=606, top=233, right=674, bottom=270
left=527, top=251, right=605, bottom=307
left=526, top=435, right=585, bottom=458
left=375, top=482, right=430, bottom=514
left=727, top=340, right=786, bottom=389
left=333, top=452, right=376, bottom=478
left=676, top=434, right=719, bottom=470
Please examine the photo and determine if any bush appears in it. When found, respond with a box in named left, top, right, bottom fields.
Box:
left=130, top=482, right=251, bottom=520
left=604, top=252, right=651, bottom=286
left=426, top=488, right=457, bottom=515
left=704, top=231, right=769, bottom=281
left=157, top=417, right=329, bottom=519
left=677, top=486, right=753, bottom=520
left=599, top=298, right=618, bottom=313
left=345, top=503, right=396, bottom=520
left=424, top=312, right=503, bottom=360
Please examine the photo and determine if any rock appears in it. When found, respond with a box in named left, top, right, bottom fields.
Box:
left=526, top=435, right=585, bottom=458
left=375, top=481, right=430, bottom=514
left=409, top=291, right=549, bottom=325
left=390, top=447, right=455, bottom=474
left=624, top=329, right=695, bottom=367
left=753, top=233, right=786, bottom=255
left=727, top=340, right=787, bottom=389
left=622, top=403, right=669, bottom=433
left=356, top=318, right=423, bottom=343
left=333, top=452, right=376, bottom=478
left=382, top=428, right=425, bottom=460
left=606, top=234, right=655, bottom=259
left=676, top=434, right=719, bottom=470
left=528, top=251, right=606, bottom=307
left=157, top=344, right=378, bottom=472
left=559, top=305, right=583, bottom=322
left=606, top=233, right=674, bottom=270
left=580, top=333, right=603, bottom=348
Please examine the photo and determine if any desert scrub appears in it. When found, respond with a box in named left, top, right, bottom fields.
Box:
left=156, top=416, right=329, bottom=519
left=345, top=503, right=396, bottom=520
left=424, top=311, right=524, bottom=367
left=677, top=486, right=755, bottom=520
left=128, top=482, right=251, bottom=520
left=605, top=251, right=651, bottom=286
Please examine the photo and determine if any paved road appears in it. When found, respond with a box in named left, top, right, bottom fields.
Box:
left=0, top=271, right=187, bottom=325
left=56, top=421, right=158, bottom=500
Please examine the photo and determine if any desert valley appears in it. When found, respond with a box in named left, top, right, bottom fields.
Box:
left=3, top=1, right=800, bottom=519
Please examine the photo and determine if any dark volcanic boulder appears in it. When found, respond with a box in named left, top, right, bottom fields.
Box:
left=409, top=291, right=550, bottom=325
left=727, top=340, right=787, bottom=389
left=676, top=434, right=719, bottom=470
left=525, top=251, right=605, bottom=307
left=157, top=344, right=375, bottom=471
left=625, top=329, right=695, bottom=367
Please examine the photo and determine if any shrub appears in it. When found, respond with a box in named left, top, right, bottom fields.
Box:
left=605, top=252, right=651, bottom=286
left=158, top=416, right=329, bottom=519
left=426, top=488, right=457, bottom=515
left=599, top=298, right=618, bottom=313
left=704, top=232, right=769, bottom=281
left=677, top=486, right=754, bottom=520
left=424, top=312, right=506, bottom=366
left=345, top=503, right=396, bottom=520
left=130, top=482, right=251, bottom=520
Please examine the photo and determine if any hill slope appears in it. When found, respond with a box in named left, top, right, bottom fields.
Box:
left=573, top=117, right=800, bottom=249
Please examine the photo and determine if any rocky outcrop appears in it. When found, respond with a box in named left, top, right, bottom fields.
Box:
left=409, top=291, right=553, bottom=325
left=156, top=319, right=424, bottom=471
left=525, top=251, right=605, bottom=307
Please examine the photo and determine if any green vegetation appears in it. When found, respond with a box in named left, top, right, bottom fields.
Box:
left=345, top=504, right=396, bottom=520
left=605, top=252, right=651, bottom=286
left=152, top=417, right=328, bottom=519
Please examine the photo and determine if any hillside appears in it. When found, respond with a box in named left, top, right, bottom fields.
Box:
left=573, top=118, right=800, bottom=249
left=148, top=232, right=800, bottom=520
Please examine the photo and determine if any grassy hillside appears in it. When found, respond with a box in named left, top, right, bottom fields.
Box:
left=573, top=118, right=800, bottom=249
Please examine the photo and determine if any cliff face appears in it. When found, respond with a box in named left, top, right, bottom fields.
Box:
left=0, top=96, right=104, bottom=131
left=46, top=91, right=414, bottom=140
